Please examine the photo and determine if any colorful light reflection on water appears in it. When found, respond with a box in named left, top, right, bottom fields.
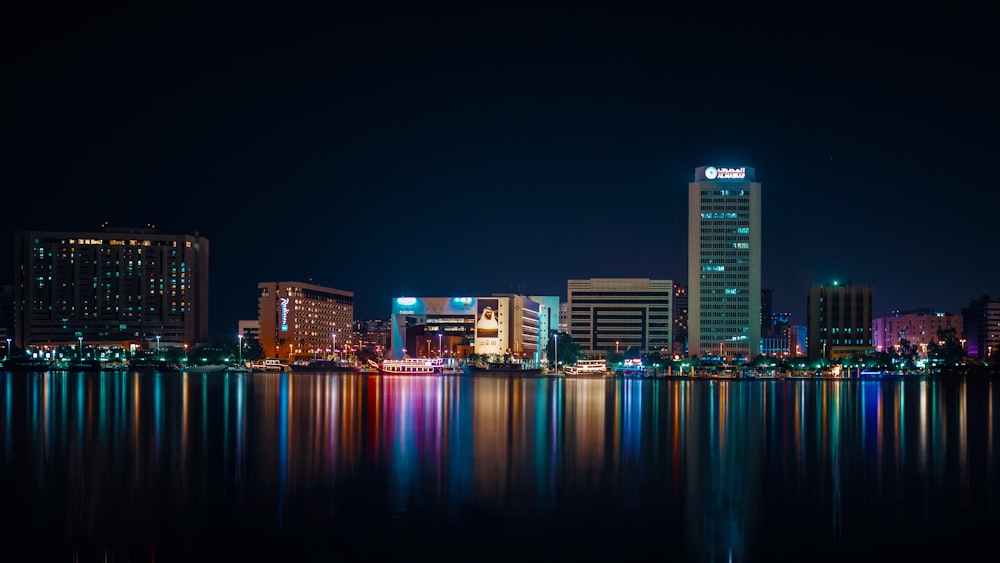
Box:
left=1, top=371, right=998, bottom=561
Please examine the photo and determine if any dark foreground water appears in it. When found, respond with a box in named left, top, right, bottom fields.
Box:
left=1, top=370, right=998, bottom=562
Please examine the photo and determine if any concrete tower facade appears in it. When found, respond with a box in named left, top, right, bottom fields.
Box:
left=687, top=166, right=761, bottom=360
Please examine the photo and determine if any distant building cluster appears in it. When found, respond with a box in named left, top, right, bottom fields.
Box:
left=3, top=167, right=998, bottom=365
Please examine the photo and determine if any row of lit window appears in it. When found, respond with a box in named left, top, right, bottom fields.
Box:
left=701, top=189, right=750, bottom=196
left=700, top=204, right=750, bottom=212
left=701, top=274, right=751, bottom=281
left=699, top=228, right=752, bottom=236
left=700, top=304, right=751, bottom=311
left=700, top=220, right=749, bottom=227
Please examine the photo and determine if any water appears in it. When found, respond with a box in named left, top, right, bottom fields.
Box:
left=2, top=370, right=998, bottom=562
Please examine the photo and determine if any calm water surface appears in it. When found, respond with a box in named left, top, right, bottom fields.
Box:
left=2, top=370, right=998, bottom=562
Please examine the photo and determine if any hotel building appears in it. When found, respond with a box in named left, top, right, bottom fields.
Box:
left=687, top=165, right=761, bottom=360
left=873, top=309, right=963, bottom=356
left=257, top=281, right=354, bottom=361
left=13, top=227, right=209, bottom=349
left=566, top=278, right=673, bottom=356
left=807, top=281, right=873, bottom=361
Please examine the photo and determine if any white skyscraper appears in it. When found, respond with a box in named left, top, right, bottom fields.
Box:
left=687, top=165, right=762, bottom=360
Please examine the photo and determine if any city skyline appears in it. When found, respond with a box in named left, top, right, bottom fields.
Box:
left=5, top=10, right=996, bottom=337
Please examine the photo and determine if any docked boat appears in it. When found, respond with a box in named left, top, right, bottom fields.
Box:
left=252, top=358, right=292, bottom=372
left=614, top=360, right=651, bottom=378
left=460, top=362, right=545, bottom=377
left=379, top=357, right=445, bottom=375
left=183, top=364, right=228, bottom=373
left=128, top=358, right=181, bottom=372
left=293, top=358, right=361, bottom=372
left=563, top=359, right=608, bottom=377
left=58, top=358, right=105, bottom=372
left=3, top=356, right=55, bottom=372
left=226, top=365, right=252, bottom=373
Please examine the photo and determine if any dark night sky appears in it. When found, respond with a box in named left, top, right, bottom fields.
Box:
left=4, top=8, right=997, bottom=338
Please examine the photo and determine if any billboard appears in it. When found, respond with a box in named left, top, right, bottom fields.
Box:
left=474, top=298, right=507, bottom=355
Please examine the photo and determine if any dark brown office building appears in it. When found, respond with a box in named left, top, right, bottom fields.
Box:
left=806, top=281, right=873, bottom=361
left=13, top=228, right=209, bottom=349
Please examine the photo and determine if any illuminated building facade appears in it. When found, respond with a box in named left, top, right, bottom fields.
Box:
left=961, top=295, right=1000, bottom=359
left=389, top=295, right=544, bottom=362
left=761, top=309, right=793, bottom=357
left=688, top=166, right=762, bottom=360
left=257, top=281, right=354, bottom=361
left=807, top=281, right=873, bottom=361
left=673, top=282, right=688, bottom=356
left=566, top=278, right=673, bottom=356
left=13, top=227, right=209, bottom=349
left=528, top=294, right=561, bottom=365
left=873, top=309, right=963, bottom=355
left=354, top=318, right=392, bottom=357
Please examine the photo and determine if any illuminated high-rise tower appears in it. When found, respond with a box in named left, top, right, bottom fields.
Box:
left=687, top=165, right=761, bottom=360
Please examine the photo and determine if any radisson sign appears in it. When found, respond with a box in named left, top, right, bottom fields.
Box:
left=704, top=166, right=746, bottom=180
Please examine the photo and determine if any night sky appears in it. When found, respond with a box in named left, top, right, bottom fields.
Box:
left=5, top=8, right=997, bottom=338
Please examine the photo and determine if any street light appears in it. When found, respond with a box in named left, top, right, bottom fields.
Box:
left=78, top=335, right=83, bottom=359
left=5, top=338, right=10, bottom=361
left=616, top=341, right=619, bottom=355
left=553, top=333, right=559, bottom=373
left=438, top=333, right=443, bottom=359
left=332, top=333, right=337, bottom=358
left=155, top=334, right=161, bottom=356
left=238, top=333, right=244, bottom=367
left=183, top=343, right=189, bottom=365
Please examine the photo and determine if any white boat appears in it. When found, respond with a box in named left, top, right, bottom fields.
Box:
left=563, top=359, right=608, bottom=377
left=379, top=357, right=445, bottom=375
left=614, top=359, right=651, bottom=378
left=252, top=358, right=292, bottom=372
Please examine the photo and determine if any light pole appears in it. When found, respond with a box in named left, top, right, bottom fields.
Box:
left=5, top=338, right=10, bottom=361
left=155, top=334, right=161, bottom=356
left=438, top=333, right=443, bottom=358
left=238, top=333, right=244, bottom=366
left=78, top=335, right=83, bottom=359
left=332, top=333, right=337, bottom=358
left=553, top=333, right=559, bottom=373
left=183, top=343, right=188, bottom=365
